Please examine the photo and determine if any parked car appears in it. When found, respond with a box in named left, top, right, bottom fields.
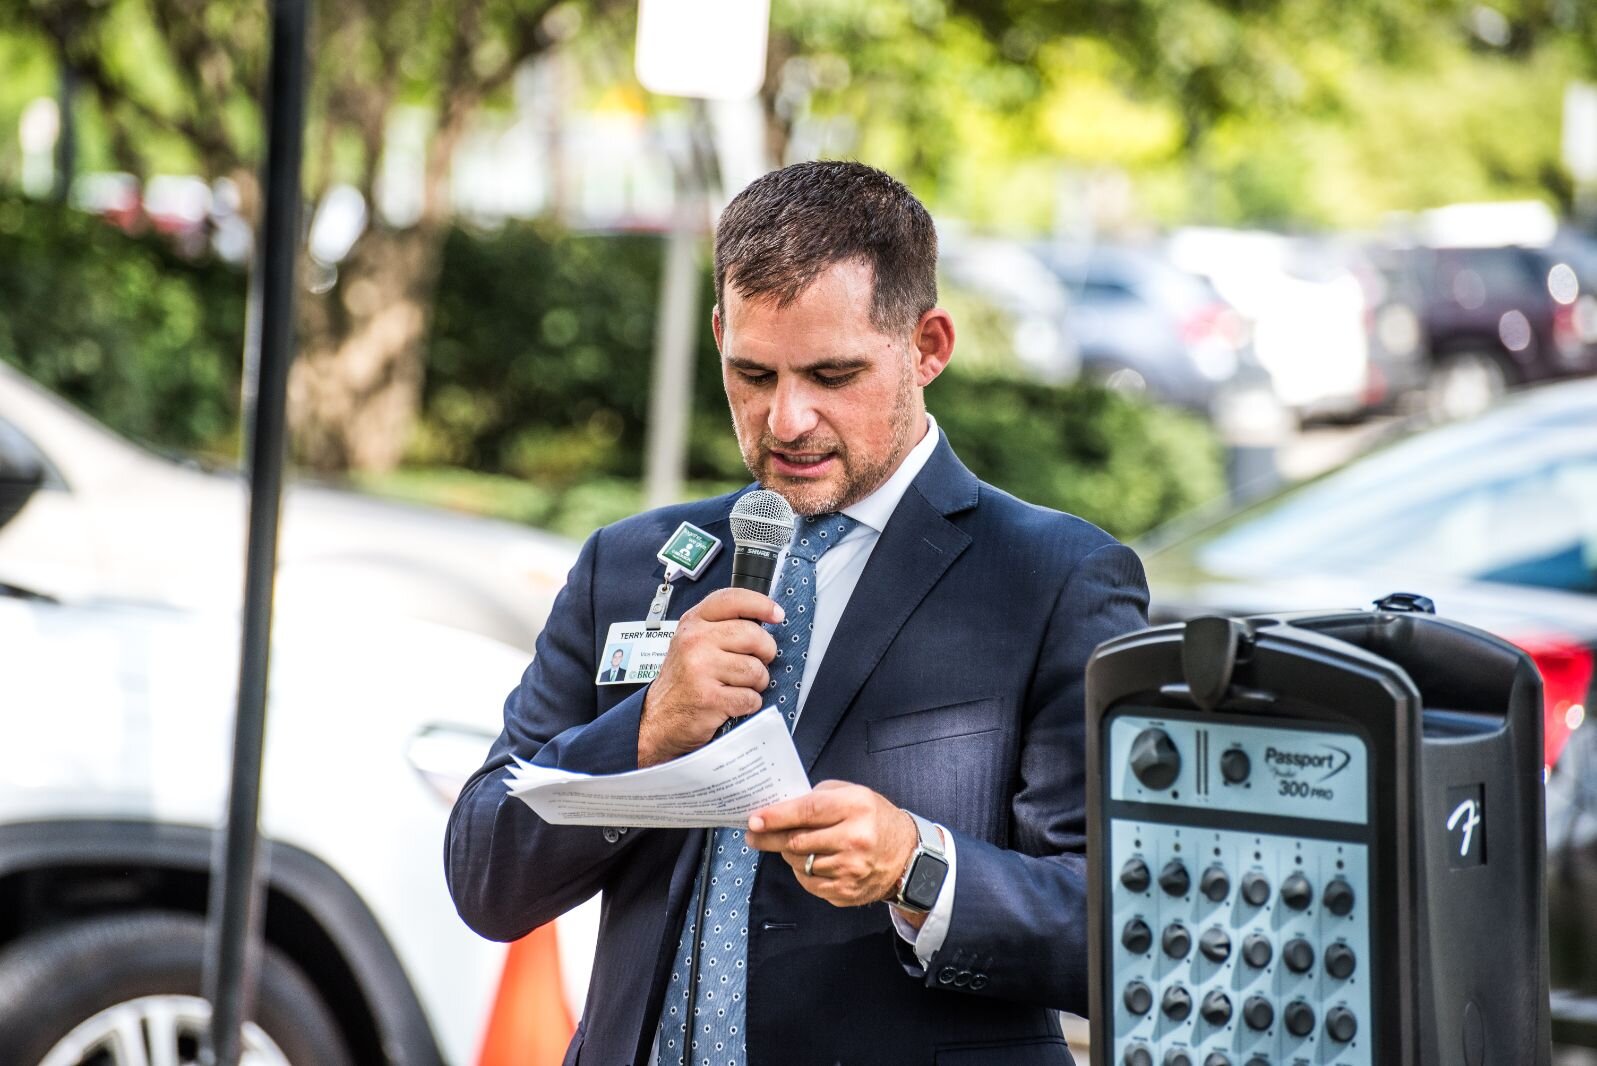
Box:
left=1031, top=241, right=1255, bottom=415
left=1378, top=233, right=1597, bottom=420
left=0, top=359, right=576, bottom=654
left=937, top=234, right=1081, bottom=384
left=0, top=363, right=599, bottom=1063
left=1165, top=228, right=1376, bottom=422
left=1136, top=377, right=1597, bottom=1046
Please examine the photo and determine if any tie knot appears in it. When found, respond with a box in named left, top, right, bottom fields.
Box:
left=789, top=513, right=858, bottom=562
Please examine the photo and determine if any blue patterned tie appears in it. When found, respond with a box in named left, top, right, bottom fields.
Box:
left=656, top=512, right=859, bottom=1066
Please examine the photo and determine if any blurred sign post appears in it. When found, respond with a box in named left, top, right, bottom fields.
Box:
left=635, top=0, right=770, bottom=509
left=202, top=0, right=308, bottom=1062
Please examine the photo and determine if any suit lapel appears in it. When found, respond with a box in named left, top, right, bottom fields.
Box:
left=791, top=440, right=979, bottom=771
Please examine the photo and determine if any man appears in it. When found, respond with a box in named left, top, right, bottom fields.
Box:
left=446, top=161, right=1148, bottom=1066
left=601, top=646, right=628, bottom=683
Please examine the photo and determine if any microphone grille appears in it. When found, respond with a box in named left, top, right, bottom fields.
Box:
left=729, top=489, right=796, bottom=552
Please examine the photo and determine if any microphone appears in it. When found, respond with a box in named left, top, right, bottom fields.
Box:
left=728, top=490, right=795, bottom=595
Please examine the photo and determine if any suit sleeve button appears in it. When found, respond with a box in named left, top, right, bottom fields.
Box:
left=969, top=974, right=988, bottom=990
left=954, top=970, right=972, bottom=987
left=602, top=827, right=620, bottom=843
left=937, top=966, right=957, bottom=985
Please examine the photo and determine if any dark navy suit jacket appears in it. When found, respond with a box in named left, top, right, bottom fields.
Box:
left=446, top=437, right=1149, bottom=1065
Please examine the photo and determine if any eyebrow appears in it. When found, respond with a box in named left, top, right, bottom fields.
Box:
left=725, top=355, right=872, bottom=374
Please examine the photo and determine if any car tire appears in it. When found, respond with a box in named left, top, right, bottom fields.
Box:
left=1427, top=351, right=1508, bottom=421
left=0, top=911, right=352, bottom=1066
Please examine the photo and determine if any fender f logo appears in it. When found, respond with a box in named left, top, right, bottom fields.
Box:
left=1446, top=785, right=1486, bottom=868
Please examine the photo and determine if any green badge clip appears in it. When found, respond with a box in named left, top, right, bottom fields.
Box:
left=657, top=521, right=722, bottom=581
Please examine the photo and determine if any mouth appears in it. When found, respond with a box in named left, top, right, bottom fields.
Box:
left=767, top=449, right=838, bottom=478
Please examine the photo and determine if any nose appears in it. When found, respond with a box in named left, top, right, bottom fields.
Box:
left=767, top=378, right=820, bottom=443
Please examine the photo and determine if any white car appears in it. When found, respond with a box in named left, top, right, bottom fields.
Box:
left=0, top=368, right=600, bottom=1063
left=1167, top=227, right=1374, bottom=420
left=0, top=583, right=599, bottom=1064
left=0, top=359, right=577, bottom=654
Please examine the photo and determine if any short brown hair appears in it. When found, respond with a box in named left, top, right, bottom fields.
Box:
left=713, top=161, right=938, bottom=333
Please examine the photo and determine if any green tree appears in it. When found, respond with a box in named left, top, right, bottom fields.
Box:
left=9, top=0, right=628, bottom=472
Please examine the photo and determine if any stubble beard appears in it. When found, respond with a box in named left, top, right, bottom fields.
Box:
left=738, top=360, right=919, bottom=517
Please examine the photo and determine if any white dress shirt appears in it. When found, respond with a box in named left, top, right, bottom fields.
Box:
left=778, top=414, right=956, bottom=965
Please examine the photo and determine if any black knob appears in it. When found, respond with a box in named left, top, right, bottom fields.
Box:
left=1124, top=980, right=1153, bottom=1016
left=1124, top=1048, right=1153, bottom=1066
left=1199, top=989, right=1233, bottom=1027
left=1162, top=922, right=1192, bottom=959
left=1326, top=1006, right=1359, bottom=1043
left=1164, top=1053, right=1193, bottom=1066
left=1325, top=942, right=1358, bottom=980
left=1159, top=859, right=1191, bottom=897
left=1323, top=878, right=1356, bottom=916
left=1240, top=871, right=1271, bottom=906
left=1243, top=995, right=1275, bottom=1031
left=1122, top=918, right=1153, bottom=955
left=1203, top=1055, right=1231, bottom=1066
left=1283, top=937, right=1315, bottom=974
left=1199, top=926, right=1232, bottom=963
left=1162, top=984, right=1193, bottom=1022
left=1241, top=932, right=1273, bottom=969
left=1221, top=747, right=1251, bottom=784
left=1200, top=865, right=1230, bottom=902
left=1280, top=872, right=1313, bottom=911
left=1285, top=1000, right=1316, bottom=1038
left=1120, top=857, right=1151, bottom=893
left=1130, top=727, right=1182, bottom=789
left=1244, top=1059, right=1270, bottom=1066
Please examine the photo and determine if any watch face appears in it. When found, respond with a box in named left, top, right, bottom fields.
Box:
left=904, top=854, right=950, bottom=910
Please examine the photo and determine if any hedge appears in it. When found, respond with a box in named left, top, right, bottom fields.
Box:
left=0, top=198, right=1224, bottom=540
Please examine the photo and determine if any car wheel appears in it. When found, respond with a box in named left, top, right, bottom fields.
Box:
left=0, top=911, right=352, bottom=1066
left=1427, top=351, right=1508, bottom=421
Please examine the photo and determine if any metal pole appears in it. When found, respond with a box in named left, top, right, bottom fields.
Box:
left=203, top=0, right=308, bottom=1061
left=642, top=197, right=703, bottom=509
left=643, top=101, right=718, bottom=510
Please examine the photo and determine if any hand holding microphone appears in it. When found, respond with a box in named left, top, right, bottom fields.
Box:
left=638, top=491, right=794, bottom=767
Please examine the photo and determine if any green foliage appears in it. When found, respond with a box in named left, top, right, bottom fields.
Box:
left=418, top=221, right=732, bottom=484
left=422, top=221, right=1224, bottom=537
left=0, top=195, right=245, bottom=457
left=0, top=199, right=1224, bottom=540
left=929, top=370, right=1225, bottom=541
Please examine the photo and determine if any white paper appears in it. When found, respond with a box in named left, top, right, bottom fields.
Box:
left=505, top=707, right=810, bottom=828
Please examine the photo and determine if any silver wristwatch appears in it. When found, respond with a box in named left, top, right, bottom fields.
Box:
left=893, top=810, right=950, bottom=914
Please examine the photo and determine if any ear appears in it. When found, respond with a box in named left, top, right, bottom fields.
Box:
left=911, top=308, right=955, bottom=387
left=711, top=304, right=725, bottom=353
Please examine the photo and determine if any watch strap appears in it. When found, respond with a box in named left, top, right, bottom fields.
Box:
left=894, top=809, right=949, bottom=913
left=905, top=810, right=946, bottom=860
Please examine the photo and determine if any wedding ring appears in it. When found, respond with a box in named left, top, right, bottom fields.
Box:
left=804, top=853, right=816, bottom=877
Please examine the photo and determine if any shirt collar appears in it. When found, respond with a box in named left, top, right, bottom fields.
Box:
left=840, top=413, right=940, bottom=535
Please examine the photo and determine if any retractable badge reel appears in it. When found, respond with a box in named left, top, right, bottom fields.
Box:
left=597, top=522, right=722, bottom=686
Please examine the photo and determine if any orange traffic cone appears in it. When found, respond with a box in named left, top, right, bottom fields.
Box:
left=476, top=922, right=577, bottom=1066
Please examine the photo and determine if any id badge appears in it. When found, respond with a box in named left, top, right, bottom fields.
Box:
left=596, top=620, right=677, bottom=685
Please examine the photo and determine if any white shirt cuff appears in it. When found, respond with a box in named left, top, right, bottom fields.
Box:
left=889, top=821, right=956, bottom=967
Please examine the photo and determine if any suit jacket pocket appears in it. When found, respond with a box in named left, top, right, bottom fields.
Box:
left=935, top=1037, right=1074, bottom=1065
left=866, top=696, right=1004, bottom=753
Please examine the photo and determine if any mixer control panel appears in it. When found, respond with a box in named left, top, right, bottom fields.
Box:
left=1105, top=713, right=1372, bottom=1066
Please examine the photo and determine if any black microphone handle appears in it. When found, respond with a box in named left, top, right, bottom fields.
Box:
left=729, top=546, right=780, bottom=595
